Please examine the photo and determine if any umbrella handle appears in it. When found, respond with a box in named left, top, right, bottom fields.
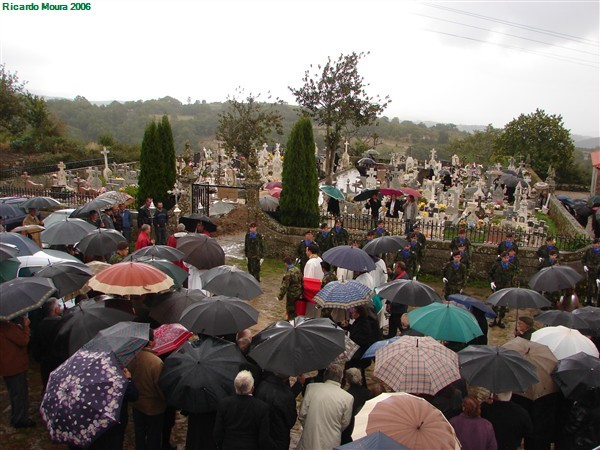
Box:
left=515, top=308, right=519, bottom=332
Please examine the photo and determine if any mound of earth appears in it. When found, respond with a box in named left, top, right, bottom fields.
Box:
left=212, top=203, right=249, bottom=236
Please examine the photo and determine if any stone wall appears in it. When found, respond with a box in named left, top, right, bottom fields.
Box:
left=548, top=195, right=588, bottom=237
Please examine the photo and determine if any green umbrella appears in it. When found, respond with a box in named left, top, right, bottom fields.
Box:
left=407, top=302, right=483, bottom=343
left=320, top=185, right=345, bottom=201
left=134, top=257, right=188, bottom=288
left=0, top=258, right=20, bottom=283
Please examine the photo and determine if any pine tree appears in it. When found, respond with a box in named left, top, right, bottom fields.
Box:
left=137, top=121, right=164, bottom=205
left=280, top=116, right=320, bottom=227
left=157, top=114, right=176, bottom=208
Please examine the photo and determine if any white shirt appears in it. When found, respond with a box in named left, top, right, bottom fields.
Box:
left=355, top=272, right=375, bottom=290
left=304, top=256, right=324, bottom=280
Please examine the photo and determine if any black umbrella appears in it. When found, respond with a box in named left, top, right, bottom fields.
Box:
left=75, top=228, right=127, bottom=257
left=149, top=288, right=207, bottom=324
left=41, top=218, right=97, bottom=246
left=0, top=277, right=57, bottom=321
left=357, top=157, right=376, bottom=166
left=551, top=351, right=600, bottom=400
left=377, top=279, right=442, bottom=307
left=0, top=243, right=19, bottom=261
left=458, top=345, right=539, bottom=393
left=353, top=188, right=380, bottom=202
left=179, top=296, right=259, bottom=336
left=322, top=246, right=376, bottom=272
left=159, top=337, right=247, bottom=414
left=486, top=287, right=551, bottom=309
left=362, top=236, right=409, bottom=255
left=176, top=234, right=225, bottom=270
left=58, top=299, right=135, bottom=355
left=572, top=306, right=600, bottom=336
left=34, top=261, right=93, bottom=298
left=21, top=196, right=62, bottom=210
left=179, top=213, right=217, bottom=233
left=128, top=245, right=185, bottom=262
left=534, top=310, right=590, bottom=330
left=447, top=294, right=496, bottom=318
left=198, top=265, right=263, bottom=300
left=528, top=266, right=583, bottom=292
left=0, top=231, right=40, bottom=256
left=249, top=316, right=345, bottom=376
left=70, top=198, right=116, bottom=218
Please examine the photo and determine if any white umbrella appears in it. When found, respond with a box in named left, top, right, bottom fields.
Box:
left=531, top=326, right=599, bottom=360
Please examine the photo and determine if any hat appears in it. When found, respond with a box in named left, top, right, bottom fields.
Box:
left=518, top=316, right=534, bottom=327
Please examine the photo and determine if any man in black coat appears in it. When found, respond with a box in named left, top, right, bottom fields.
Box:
left=481, top=391, right=533, bottom=450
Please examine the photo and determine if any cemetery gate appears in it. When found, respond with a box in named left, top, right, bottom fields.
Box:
left=191, top=182, right=245, bottom=216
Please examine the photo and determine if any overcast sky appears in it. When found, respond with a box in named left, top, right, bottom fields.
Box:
left=1, top=0, right=598, bottom=136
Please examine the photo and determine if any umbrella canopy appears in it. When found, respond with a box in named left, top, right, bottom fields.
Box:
left=0, top=258, right=19, bottom=283
left=153, top=323, right=193, bottom=356
left=362, top=336, right=402, bottom=359
left=501, top=174, right=527, bottom=188
left=179, top=213, right=217, bottom=233
left=82, top=321, right=149, bottom=367
left=407, top=302, right=482, bottom=343
left=41, top=218, right=96, bottom=246
left=129, top=257, right=187, bottom=289
left=322, top=246, right=376, bottom=272
left=75, top=228, right=127, bottom=257
left=209, top=201, right=236, bottom=217
left=0, top=231, right=40, bottom=255
left=0, top=203, right=23, bottom=218
left=34, top=261, right=93, bottom=298
left=458, top=345, right=539, bottom=393
left=528, top=265, right=582, bottom=292
left=353, top=188, right=380, bottom=202
left=96, top=190, right=133, bottom=206
left=377, top=279, right=442, bottom=307
left=179, top=295, right=259, bottom=336
left=362, top=235, right=409, bottom=255
left=70, top=198, right=116, bottom=218
left=149, top=288, right=207, bottom=324
left=159, top=337, right=247, bottom=414
left=399, top=187, right=421, bottom=198
left=128, top=245, right=185, bottom=262
left=88, top=261, right=174, bottom=296
left=0, top=243, right=19, bottom=261
left=11, top=224, right=45, bottom=234
left=269, top=187, right=282, bottom=199
left=198, top=265, right=263, bottom=300
left=551, top=352, right=600, bottom=400
left=352, top=392, right=458, bottom=449
left=86, top=260, right=112, bottom=275
left=373, top=336, right=461, bottom=395
left=40, top=349, right=128, bottom=448
left=0, top=277, right=56, bottom=320
left=262, top=181, right=282, bottom=190
left=502, top=337, right=559, bottom=401
left=357, top=157, right=376, bottom=166
left=572, top=306, right=600, bottom=336
left=249, top=316, right=345, bottom=376
left=335, top=431, right=410, bottom=450
left=486, top=287, right=551, bottom=309
left=447, top=294, right=496, bottom=319
left=531, top=326, right=599, bottom=360
left=259, top=195, right=279, bottom=212
left=44, top=249, right=82, bottom=263
left=534, top=310, right=589, bottom=330
left=176, top=234, right=225, bottom=270
left=379, top=188, right=404, bottom=197
left=21, top=196, right=62, bottom=210
left=363, top=149, right=379, bottom=157
left=332, top=334, right=360, bottom=365
left=320, top=185, right=345, bottom=201
left=58, top=299, right=135, bottom=355
left=42, top=208, right=76, bottom=228
left=314, top=280, right=374, bottom=310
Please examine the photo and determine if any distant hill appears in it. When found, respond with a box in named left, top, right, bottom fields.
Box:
left=573, top=135, right=600, bottom=149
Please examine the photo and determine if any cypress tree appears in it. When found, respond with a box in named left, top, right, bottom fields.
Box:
left=137, top=121, right=164, bottom=205
left=280, top=116, right=320, bottom=227
left=157, top=114, right=176, bottom=208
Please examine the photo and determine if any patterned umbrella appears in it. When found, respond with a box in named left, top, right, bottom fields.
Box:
left=40, top=349, right=128, bottom=448
left=314, top=280, right=374, bottom=310
left=322, top=246, right=376, bottom=272
left=531, top=326, right=599, bottom=360
left=179, top=296, right=259, bottom=336
left=149, top=288, right=207, bottom=324
left=41, top=218, right=96, bottom=246
left=87, top=262, right=174, bottom=296
left=377, top=279, right=441, bottom=307
left=407, top=302, right=482, bottom=343
left=199, top=265, right=263, bottom=300
left=82, top=321, right=149, bottom=367
left=373, top=336, right=461, bottom=395
left=153, top=323, right=193, bottom=356
left=0, top=277, right=56, bottom=321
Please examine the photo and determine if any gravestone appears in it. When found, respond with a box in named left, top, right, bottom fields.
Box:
left=56, top=161, right=67, bottom=186
left=365, top=167, right=378, bottom=189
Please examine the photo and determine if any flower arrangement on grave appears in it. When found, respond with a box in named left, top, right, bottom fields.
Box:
left=438, top=203, right=447, bottom=212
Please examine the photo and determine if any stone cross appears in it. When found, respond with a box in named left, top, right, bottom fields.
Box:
left=344, top=140, right=349, bottom=153
left=101, top=147, right=112, bottom=180
left=430, top=148, right=437, bottom=162
left=365, top=167, right=378, bottom=189
left=56, top=161, right=67, bottom=186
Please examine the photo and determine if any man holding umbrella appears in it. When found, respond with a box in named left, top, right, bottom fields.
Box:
left=489, top=251, right=518, bottom=328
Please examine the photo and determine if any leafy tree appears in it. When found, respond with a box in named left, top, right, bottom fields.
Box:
left=137, top=121, right=167, bottom=205
left=23, top=94, right=59, bottom=143
left=216, top=89, right=284, bottom=175
left=280, top=116, right=320, bottom=227
left=290, top=52, right=390, bottom=182
left=0, top=64, right=27, bottom=135
left=448, top=125, right=500, bottom=164
left=495, top=109, right=576, bottom=180
left=157, top=114, right=176, bottom=195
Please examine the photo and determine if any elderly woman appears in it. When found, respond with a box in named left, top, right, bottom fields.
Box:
left=450, top=396, right=497, bottom=450
left=341, top=306, right=380, bottom=386
left=340, top=368, right=372, bottom=445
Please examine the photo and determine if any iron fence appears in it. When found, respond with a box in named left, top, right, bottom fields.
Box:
left=0, top=186, right=97, bottom=208
left=0, top=158, right=115, bottom=180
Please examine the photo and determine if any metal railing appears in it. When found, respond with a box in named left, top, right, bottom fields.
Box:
left=0, top=158, right=115, bottom=180
left=0, top=186, right=98, bottom=208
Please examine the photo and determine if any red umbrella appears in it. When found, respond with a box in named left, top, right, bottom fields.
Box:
left=269, top=187, right=282, bottom=199
left=153, top=323, right=193, bottom=356
left=400, top=187, right=421, bottom=198
left=262, top=181, right=282, bottom=190
left=379, top=188, right=404, bottom=196
left=87, top=262, right=174, bottom=295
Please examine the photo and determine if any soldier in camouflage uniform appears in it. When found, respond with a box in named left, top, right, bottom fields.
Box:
left=450, top=228, right=472, bottom=257
left=277, top=256, right=304, bottom=320
left=395, top=242, right=418, bottom=279
left=489, top=251, right=518, bottom=328
left=582, top=238, right=600, bottom=306
left=330, top=219, right=349, bottom=247
left=320, top=261, right=337, bottom=288
left=244, top=222, right=265, bottom=282
left=411, top=223, right=427, bottom=253
left=315, top=223, right=333, bottom=254
left=442, top=251, right=467, bottom=298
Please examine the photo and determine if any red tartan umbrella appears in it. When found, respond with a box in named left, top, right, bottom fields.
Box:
left=153, top=323, right=193, bottom=356
left=87, top=262, right=174, bottom=295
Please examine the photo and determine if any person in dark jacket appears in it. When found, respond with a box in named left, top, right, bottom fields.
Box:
left=214, top=370, right=273, bottom=450
left=31, top=298, right=64, bottom=392
left=481, top=391, right=533, bottom=450
left=365, top=193, right=382, bottom=226
left=489, top=252, right=518, bottom=328
left=315, top=223, right=333, bottom=254
left=385, top=261, right=410, bottom=339
left=497, top=232, right=518, bottom=255
left=244, top=222, right=265, bottom=282
left=340, top=368, right=372, bottom=444
left=153, top=201, right=169, bottom=245
left=341, top=306, right=380, bottom=386
left=254, top=372, right=299, bottom=450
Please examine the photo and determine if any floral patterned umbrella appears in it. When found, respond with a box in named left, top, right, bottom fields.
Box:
left=40, top=349, right=128, bottom=448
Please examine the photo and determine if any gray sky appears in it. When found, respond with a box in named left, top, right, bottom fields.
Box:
left=1, top=0, right=598, bottom=136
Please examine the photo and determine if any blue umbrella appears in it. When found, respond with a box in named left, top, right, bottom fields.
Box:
left=0, top=231, right=40, bottom=256
left=334, top=431, right=410, bottom=449
left=314, top=280, right=374, bottom=310
left=362, top=336, right=402, bottom=359
left=448, top=294, right=496, bottom=319
left=408, top=302, right=483, bottom=343
left=40, top=349, right=128, bottom=448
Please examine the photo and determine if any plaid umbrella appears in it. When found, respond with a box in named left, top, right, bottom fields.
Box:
left=81, top=321, right=149, bottom=367
left=40, top=349, right=128, bottom=448
left=314, top=280, right=374, bottom=310
left=407, top=302, right=483, bottom=343
left=373, top=336, right=461, bottom=395
left=153, top=323, right=193, bottom=356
